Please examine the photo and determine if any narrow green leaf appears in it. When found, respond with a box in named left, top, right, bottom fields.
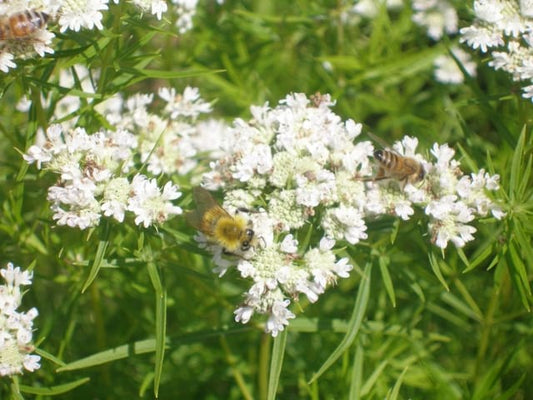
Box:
left=426, top=302, right=470, bottom=328
left=288, top=317, right=349, bottom=333
left=440, top=292, right=480, bottom=321
left=146, top=261, right=166, bottom=398
left=508, top=241, right=532, bottom=295
left=57, top=339, right=157, bottom=371
left=507, top=243, right=531, bottom=311
left=512, top=221, right=533, bottom=279
left=20, top=378, right=90, bottom=395
left=464, top=242, right=493, bottom=273
left=428, top=252, right=449, bottom=291
left=516, top=152, right=532, bottom=198
left=361, top=360, right=389, bottom=396
left=309, top=263, right=371, bottom=383
left=387, top=366, right=408, bottom=400
left=496, top=373, right=526, bottom=400
left=348, top=344, right=364, bottom=400
left=509, top=127, right=526, bottom=201
left=456, top=248, right=471, bottom=270
left=390, top=219, right=400, bottom=244
left=472, top=344, right=517, bottom=400
left=118, top=67, right=224, bottom=80
left=81, top=239, right=109, bottom=293
left=35, top=347, right=66, bottom=368
left=378, top=258, right=396, bottom=307
left=146, top=260, right=163, bottom=294
left=9, top=376, right=23, bottom=400
left=267, top=329, right=288, bottom=400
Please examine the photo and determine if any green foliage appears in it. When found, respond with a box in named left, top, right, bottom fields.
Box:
left=0, top=0, right=532, bottom=399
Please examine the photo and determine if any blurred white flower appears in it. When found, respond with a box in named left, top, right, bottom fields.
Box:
left=0, top=263, right=40, bottom=376
left=460, top=0, right=533, bottom=101
left=412, top=0, right=458, bottom=40
left=434, top=47, right=478, bottom=84
left=58, top=0, right=108, bottom=32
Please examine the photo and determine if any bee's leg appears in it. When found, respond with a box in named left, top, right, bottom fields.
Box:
left=362, top=167, right=388, bottom=182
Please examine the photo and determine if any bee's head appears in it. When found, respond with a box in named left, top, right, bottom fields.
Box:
left=417, top=167, right=426, bottom=182
left=240, top=228, right=255, bottom=251
left=373, top=150, right=384, bottom=161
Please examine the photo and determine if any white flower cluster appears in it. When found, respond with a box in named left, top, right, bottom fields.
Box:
left=349, top=0, right=403, bottom=19
left=170, top=0, right=198, bottom=34
left=97, top=86, right=228, bottom=179
left=0, top=263, right=40, bottom=376
left=433, top=46, right=478, bottom=84
left=412, top=0, right=458, bottom=40
left=0, top=0, right=200, bottom=72
left=23, top=124, right=182, bottom=229
left=460, top=0, right=533, bottom=100
left=410, top=0, right=478, bottom=84
left=196, top=93, right=503, bottom=336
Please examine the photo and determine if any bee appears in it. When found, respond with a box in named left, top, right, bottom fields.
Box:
left=0, top=10, right=49, bottom=40
left=186, top=187, right=255, bottom=254
left=371, top=149, right=425, bottom=185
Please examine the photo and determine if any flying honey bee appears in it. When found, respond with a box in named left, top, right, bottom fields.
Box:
left=186, top=187, right=256, bottom=254
left=371, top=149, right=425, bottom=185
left=0, top=10, right=49, bottom=40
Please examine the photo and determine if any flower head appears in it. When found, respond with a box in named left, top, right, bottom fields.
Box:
left=0, top=263, right=40, bottom=376
left=192, top=93, right=503, bottom=335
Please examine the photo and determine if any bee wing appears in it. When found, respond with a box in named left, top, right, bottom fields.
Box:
left=192, top=187, right=221, bottom=214
left=186, top=187, right=232, bottom=235
left=185, top=209, right=204, bottom=231
left=366, top=131, right=391, bottom=150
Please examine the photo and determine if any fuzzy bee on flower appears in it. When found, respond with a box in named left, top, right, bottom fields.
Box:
left=371, top=148, right=426, bottom=185
left=364, top=133, right=426, bottom=187
left=0, top=10, right=49, bottom=40
left=186, top=187, right=258, bottom=255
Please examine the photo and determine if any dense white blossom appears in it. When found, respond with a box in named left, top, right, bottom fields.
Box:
left=23, top=86, right=223, bottom=229
left=24, top=124, right=182, bottom=229
left=0, top=263, right=40, bottom=376
left=96, top=86, right=224, bottom=178
left=412, top=0, right=458, bottom=40
left=434, top=47, right=478, bottom=84
left=194, top=93, right=503, bottom=335
left=0, top=0, right=202, bottom=73
left=348, top=0, right=403, bottom=20
left=460, top=0, right=533, bottom=100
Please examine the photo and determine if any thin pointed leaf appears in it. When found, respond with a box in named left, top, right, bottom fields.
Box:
left=20, top=378, right=90, bottom=395
left=379, top=258, right=396, bottom=307
left=361, top=360, right=389, bottom=396
left=387, top=366, right=408, bottom=400
left=81, top=239, right=109, bottom=293
left=348, top=345, right=364, bottom=400
left=507, top=243, right=531, bottom=311
left=309, top=263, right=371, bottom=383
left=464, top=242, right=493, bottom=273
left=496, top=373, right=526, bottom=400
left=509, top=127, right=526, bottom=201
left=267, top=329, right=288, bottom=400
left=456, top=248, right=471, bottom=270
left=147, top=262, right=167, bottom=398
left=57, top=339, right=157, bottom=371
left=428, top=252, right=449, bottom=291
